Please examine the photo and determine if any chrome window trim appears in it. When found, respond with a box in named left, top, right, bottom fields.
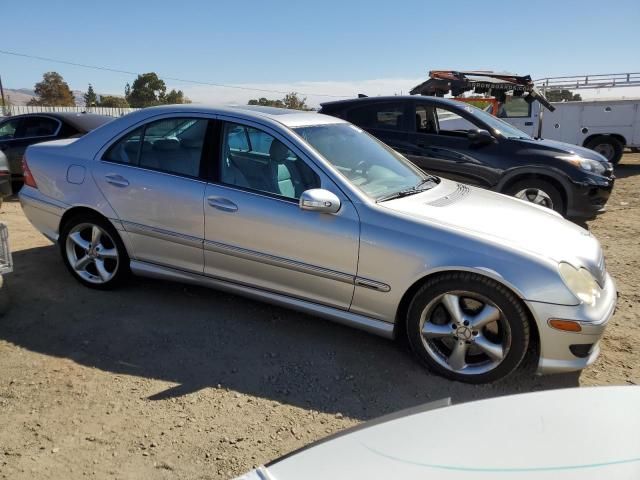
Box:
left=99, top=160, right=209, bottom=184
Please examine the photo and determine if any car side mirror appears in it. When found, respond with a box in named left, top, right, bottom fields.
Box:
left=299, top=189, right=341, bottom=214
left=467, top=128, right=494, bottom=145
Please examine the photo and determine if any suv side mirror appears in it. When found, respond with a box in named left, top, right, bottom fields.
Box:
left=467, top=128, right=494, bottom=145
left=299, top=189, right=341, bottom=214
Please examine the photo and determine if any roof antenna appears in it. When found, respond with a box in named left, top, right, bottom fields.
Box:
left=357, top=93, right=368, bottom=98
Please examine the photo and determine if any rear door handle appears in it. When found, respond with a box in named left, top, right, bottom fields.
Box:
left=207, top=196, right=238, bottom=212
left=524, top=121, right=534, bottom=126
left=105, top=174, right=129, bottom=187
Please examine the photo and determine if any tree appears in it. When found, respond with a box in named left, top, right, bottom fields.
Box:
left=546, top=89, right=582, bottom=102
left=282, top=92, right=310, bottom=110
left=164, top=88, right=191, bottom=104
left=28, top=72, right=76, bottom=106
left=83, top=84, right=98, bottom=107
left=248, top=97, right=285, bottom=108
left=124, top=83, right=131, bottom=97
left=97, top=95, right=130, bottom=108
left=247, top=92, right=310, bottom=110
left=125, top=72, right=167, bottom=107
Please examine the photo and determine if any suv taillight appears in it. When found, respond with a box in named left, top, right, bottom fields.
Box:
left=22, top=155, right=37, bottom=188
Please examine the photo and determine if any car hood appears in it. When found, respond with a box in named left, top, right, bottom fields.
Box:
left=516, top=137, right=609, bottom=163
left=380, top=179, right=605, bottom=283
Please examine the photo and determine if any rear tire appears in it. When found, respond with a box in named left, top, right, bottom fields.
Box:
left=59, top=213, right=130, bottom=290
left=585, top=136, right=623, bottom=164
left=505, top=178, right=565, bottom=215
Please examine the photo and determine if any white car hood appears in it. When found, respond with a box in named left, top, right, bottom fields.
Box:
left=379, top=179, right=606, bottom=284
left=241, top=387, right=640, bottom=480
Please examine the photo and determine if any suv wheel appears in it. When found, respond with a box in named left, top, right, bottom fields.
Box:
left=406, top=272, right=530, bottom=383
left=505, top=179, right=564, bottom=215
left=59, top=214, right=130, bottom=289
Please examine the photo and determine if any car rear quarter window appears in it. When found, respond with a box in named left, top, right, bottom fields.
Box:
left=346, top=103, right=405, bottom=130
left=0, top=119, right=21, bottom=140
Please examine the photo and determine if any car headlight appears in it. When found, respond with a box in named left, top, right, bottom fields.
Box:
left=556, top=154, right=607, bottom=175
left=558, top=262, right=601, bottom=306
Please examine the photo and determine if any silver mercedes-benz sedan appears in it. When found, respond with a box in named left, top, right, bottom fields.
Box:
left=19, top=104, right=616, bottom=383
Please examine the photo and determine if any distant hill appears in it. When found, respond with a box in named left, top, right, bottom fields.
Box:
left=3, top=88, right=88, bottom=106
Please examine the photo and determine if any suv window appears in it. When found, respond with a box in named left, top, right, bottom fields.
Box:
left=221, top=122, right=319, bottom=200
left=0, top=119, right=21, bottom=140
left=347, top=103, right=405, bottom=130
left=497, top=96, right=532, bottom=118
left=435, top=108, right=478, bottom=134
left=19, top=117, right=59, bottom=138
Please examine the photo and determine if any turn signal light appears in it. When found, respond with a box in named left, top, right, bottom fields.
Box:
left=548, top=319, right=582, bottom=332
left=22, top=155, right=38, bottom=188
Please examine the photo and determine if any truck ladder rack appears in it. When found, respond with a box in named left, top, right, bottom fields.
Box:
left=535, top=72, right=640, bottom=91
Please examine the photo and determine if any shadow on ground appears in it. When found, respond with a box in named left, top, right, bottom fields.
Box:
left=614, top=162, right=640, bottom=179
left=0, top=245, right=579, bottom=421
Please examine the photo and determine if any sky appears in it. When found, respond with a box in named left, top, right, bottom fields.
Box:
left=2, top=0, right=640, bottom=107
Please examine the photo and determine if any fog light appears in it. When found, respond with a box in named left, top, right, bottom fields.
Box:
left=548, top=319, right=582, bottom=332
left=569, top=344, right=594, bottom=358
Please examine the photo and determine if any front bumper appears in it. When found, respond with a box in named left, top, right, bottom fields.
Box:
left=566, top=176, right=614, bottom=218
left=526, top=272, right=616, bottom=374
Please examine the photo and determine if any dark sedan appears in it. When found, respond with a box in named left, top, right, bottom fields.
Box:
left=320, top=96, right=615, bottom=218
left=0, top=112, right=113, bottom=194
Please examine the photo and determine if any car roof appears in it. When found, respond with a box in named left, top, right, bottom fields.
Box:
left=123, top=104, right=347, bottom=128
left=5, top=112, right=114, bottom=132
left=320, top=95, right=465, bottom=109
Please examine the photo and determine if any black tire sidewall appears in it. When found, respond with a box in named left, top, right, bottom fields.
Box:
left=586, top=136, right=623, bottom=164
left=506, top=179, right=565, bottom=215
left=59, top=214, right=129, bottom=290
left=406, top=272, right=530, bottom=383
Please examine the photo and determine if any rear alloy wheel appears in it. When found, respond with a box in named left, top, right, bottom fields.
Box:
left=506, top=179, right=564, bottom=215
left=60, top=215, right=129, bottom=289
left=406, top=272, right=530, bottom=383
left=585, top=136, right=623, bottom=164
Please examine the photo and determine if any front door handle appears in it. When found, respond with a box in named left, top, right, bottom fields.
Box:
left=105, top=174, right=129, bottom=187
left=207, top=196, right=238, bottom=212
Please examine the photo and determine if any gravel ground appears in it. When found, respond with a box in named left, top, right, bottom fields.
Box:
left=0, top=153, right=638, bottom=479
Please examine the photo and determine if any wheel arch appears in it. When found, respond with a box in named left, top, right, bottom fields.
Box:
left=583, top=133, right=627, bottom=148
left=394, top=268, right=540, bottom=357
left=58, top=206, right=127, bottom=250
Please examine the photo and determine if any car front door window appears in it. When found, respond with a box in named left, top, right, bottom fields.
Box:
left=220, top=122, right=319, bottom=200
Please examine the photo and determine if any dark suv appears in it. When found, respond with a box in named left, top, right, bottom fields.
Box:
left=320, top=96, right=614, bottom=218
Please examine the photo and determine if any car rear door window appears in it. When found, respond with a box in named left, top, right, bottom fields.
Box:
left=139, top=118, right=207, bottom=177
left=346, top=103, right=405, bottom=130
left=497, top=96, right=532, bottom=118
left=220, top=122, right=319, bottom=200
left=103, top=118, right=208, bottom=177
left=19, top=117, right=60, bottom=138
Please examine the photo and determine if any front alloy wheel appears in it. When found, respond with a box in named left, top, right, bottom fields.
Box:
left=407, top=272, right=530, bottom=383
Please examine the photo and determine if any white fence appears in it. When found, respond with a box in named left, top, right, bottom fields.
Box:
left=1, top=105, right=138, bottom=118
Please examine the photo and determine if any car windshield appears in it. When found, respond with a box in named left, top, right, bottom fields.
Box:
left=461, top=103, right=533, bottom=140
left=294, top=123, right=436, bottom=201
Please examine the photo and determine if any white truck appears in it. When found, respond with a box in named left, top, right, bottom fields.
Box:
left=499, top=97, right=640, bottom=164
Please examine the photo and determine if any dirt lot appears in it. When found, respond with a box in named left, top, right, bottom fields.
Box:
left=1, top=154, right=638, bottom=479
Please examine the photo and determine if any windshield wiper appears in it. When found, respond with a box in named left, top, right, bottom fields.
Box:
left=376, top=177, right=437, bottom=202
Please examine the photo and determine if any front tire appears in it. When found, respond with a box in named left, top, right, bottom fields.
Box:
left=406, top=272, right=530, bottom=383
left=505, top=178, right=565, bottom=215
left=59, top=214, right=130, bottom=290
